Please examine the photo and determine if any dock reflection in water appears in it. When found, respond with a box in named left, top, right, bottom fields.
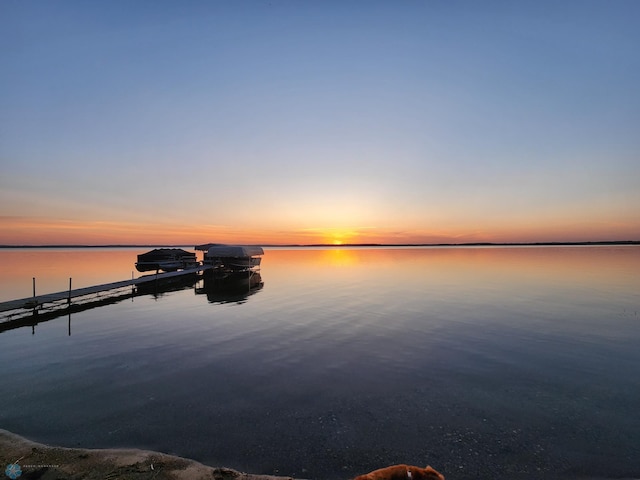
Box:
left=0, top=268, right=265, bottom=334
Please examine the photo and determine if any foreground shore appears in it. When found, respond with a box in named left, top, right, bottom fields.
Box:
left=0, top=429, right=297, bottom=480
left=3, top=429, right=640, bottom=480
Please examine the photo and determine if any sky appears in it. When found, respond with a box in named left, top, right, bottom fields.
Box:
left=1, top=0, right=639, bottom=245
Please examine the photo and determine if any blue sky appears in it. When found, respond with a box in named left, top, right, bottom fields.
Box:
left=1, top=1, right=639, bottom=244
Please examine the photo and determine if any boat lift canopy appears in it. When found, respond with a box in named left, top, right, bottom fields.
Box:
left=196, top=244, right=264, bottom=257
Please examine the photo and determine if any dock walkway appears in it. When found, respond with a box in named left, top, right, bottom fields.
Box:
left=0, top=265, right=213, bottom=315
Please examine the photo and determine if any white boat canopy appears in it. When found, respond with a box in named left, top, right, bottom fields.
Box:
left=204, top=245, right=264, bottom=257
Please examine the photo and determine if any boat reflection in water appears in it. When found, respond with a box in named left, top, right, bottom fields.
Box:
left=136, top=268, right=264, bottom=304
left=134, top=272, right=201, bottom=298
left=196, top=269, right=263, bottom=304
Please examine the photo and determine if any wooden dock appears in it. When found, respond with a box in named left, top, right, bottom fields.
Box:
left=0, top=265, right=213, bottom=325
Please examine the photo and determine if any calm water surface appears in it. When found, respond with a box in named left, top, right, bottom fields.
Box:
left=1, top=246, right=639, bottom=479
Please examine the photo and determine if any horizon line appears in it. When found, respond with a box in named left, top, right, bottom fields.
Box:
left=0, top=240, right=638, bottom=249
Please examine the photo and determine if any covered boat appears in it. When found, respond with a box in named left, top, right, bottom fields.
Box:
left=196, top=244, right=264, bottom=298
left=135, top=248, right=197, bottom=272
left=200, top=245, right=264, bottom=271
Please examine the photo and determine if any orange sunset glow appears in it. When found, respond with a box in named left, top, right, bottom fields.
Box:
left=1, top=215, right=638, bottom=246
left=1, top=3, right=639, bottom=246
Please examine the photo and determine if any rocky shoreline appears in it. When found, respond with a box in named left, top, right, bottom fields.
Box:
left=0, top=429, right=298, bottom=480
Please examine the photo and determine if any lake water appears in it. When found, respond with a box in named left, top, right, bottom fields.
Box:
left=0, top=246, right=639, bottom=479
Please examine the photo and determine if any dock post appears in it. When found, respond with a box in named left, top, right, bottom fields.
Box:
left=68, top=277, right=72, bottom=304
left=32, top=277, right=37, bottom=316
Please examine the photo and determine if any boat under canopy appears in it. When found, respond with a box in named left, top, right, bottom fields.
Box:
left=199, top=245, right=264, bottom=271
left=135, top=248, right=197, bottom=273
